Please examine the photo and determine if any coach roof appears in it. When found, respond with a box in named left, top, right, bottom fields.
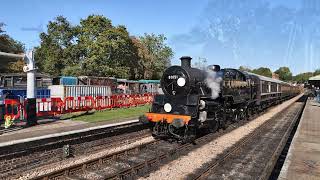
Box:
left=244, top=71, right=285, bottom=84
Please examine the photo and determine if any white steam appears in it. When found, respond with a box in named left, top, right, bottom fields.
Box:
left=205, top=70, right=223, bottom=99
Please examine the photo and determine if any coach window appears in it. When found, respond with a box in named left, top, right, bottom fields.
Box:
left=262, top=81, right=268, bottom=93
left=36, top=77, right=43, bottom=88
left=14, top=76, right=27, bottom=88
left=4, top=77, right=13, bottom=87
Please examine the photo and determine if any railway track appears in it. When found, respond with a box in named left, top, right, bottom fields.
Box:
left=12, top=96, right=302, bottom=179
left=190, top=96, right=306, bottom=180
left=32, top=133, right=218, bottom=180
left=29, top=100, right=280, bottom=180
left=0, top=121, right=151, bottom=178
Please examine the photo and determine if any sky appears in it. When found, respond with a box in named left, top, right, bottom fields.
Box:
left=1, top=0, right=319, bottom=75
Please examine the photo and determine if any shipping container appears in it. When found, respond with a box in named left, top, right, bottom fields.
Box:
left=49, top=85, right=112, bottom=98
left=53, top=76, right=78, bottom=85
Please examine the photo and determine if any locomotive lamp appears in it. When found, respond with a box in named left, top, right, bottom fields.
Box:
left=177, top=77, right=186, bottom=87
left=199, top=100, right=206, bottom=110
left=164, top=103, right=172, bottom=112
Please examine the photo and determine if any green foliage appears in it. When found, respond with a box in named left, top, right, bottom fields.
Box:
left=35, top=15, right=173, bottom=79
left=139, top=33, right=173, bottom=79
left=239, top=66, right=252, bottom=72
left=251, top=67, right=272, bottom=77
left=0, top=22, right=25, bottom=72
left=35, top=16, right=77, bottom=76
left=274, top=67, right=292, bottom=81
left=293, top=72, right=314, bottom=83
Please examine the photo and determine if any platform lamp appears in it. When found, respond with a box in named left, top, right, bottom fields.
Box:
left=0, top=50, right=38, bottom=126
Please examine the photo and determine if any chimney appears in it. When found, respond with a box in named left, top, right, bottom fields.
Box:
left=180, top=56, right=192, bottom=68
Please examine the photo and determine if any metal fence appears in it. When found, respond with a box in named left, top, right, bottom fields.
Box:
left=3, top=93, right=154, bottom=121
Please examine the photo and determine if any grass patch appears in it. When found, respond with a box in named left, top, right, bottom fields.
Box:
left=61, top=105, right=151, bottom=123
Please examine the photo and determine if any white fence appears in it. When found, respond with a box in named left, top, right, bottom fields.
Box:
left=49, top=85, right=112, bottom=98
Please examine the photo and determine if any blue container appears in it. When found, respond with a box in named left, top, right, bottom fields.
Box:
left=53, top=76, right=78, bottom=85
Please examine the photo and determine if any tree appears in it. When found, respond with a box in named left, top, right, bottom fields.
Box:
left=35, top=16, right=77, bottom=76
left=293, top=72, right=313, bottom=83
left=239, top=66, right=252, bottom=72
left=131, top=37, right=152, bottom=79
left=0, top=22, right=25, bottom=72
left=314, top=69, right=320, bottom=76
left=251, top=67, right=272, bottom=77
left=140, top=33, right=173, bottom=79
left=77, top=15, right=139, bottom=78
left=274, top=67, right=292, bottom=81
left=35, top=15, right=173, bottom=79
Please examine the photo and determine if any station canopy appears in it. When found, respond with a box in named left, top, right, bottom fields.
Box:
left=308, top=75, right=320, bottom=87
left=309, top=75, right=320, bottom=81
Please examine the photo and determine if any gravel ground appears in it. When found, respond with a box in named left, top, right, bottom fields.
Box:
left=205, top=103, right=303, bottom=179
left=16, top=136, right=155, bottom=180
left=142, top=95, right=303, bottom=180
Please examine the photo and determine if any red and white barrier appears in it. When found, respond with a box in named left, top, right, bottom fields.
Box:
left=4, top=99, right=21, bottom=120
left=2, top=93, right=154, bottom=119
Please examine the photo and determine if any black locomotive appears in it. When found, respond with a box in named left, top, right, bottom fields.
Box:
left=141, top=56, right=300, bottom=142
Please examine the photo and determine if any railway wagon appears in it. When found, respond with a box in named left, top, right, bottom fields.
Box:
left=0, top=73, right=52, bottom=99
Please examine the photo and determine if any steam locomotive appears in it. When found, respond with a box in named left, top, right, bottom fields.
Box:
left=140, top=56, right=300, bottom=142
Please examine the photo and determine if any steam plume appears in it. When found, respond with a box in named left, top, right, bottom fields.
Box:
left=205, top=70, right=223, bottom=99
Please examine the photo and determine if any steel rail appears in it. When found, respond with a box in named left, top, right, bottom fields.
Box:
left=0, top=122, right=150, bottom=178
left=192, top=99, right=306, bottom=180
left=28, top=96, right=300, bottom=180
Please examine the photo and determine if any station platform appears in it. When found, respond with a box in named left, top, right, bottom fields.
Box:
left=279, top=99, right=320, bottom=180
left=0, top=117, right=138, bottom=144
